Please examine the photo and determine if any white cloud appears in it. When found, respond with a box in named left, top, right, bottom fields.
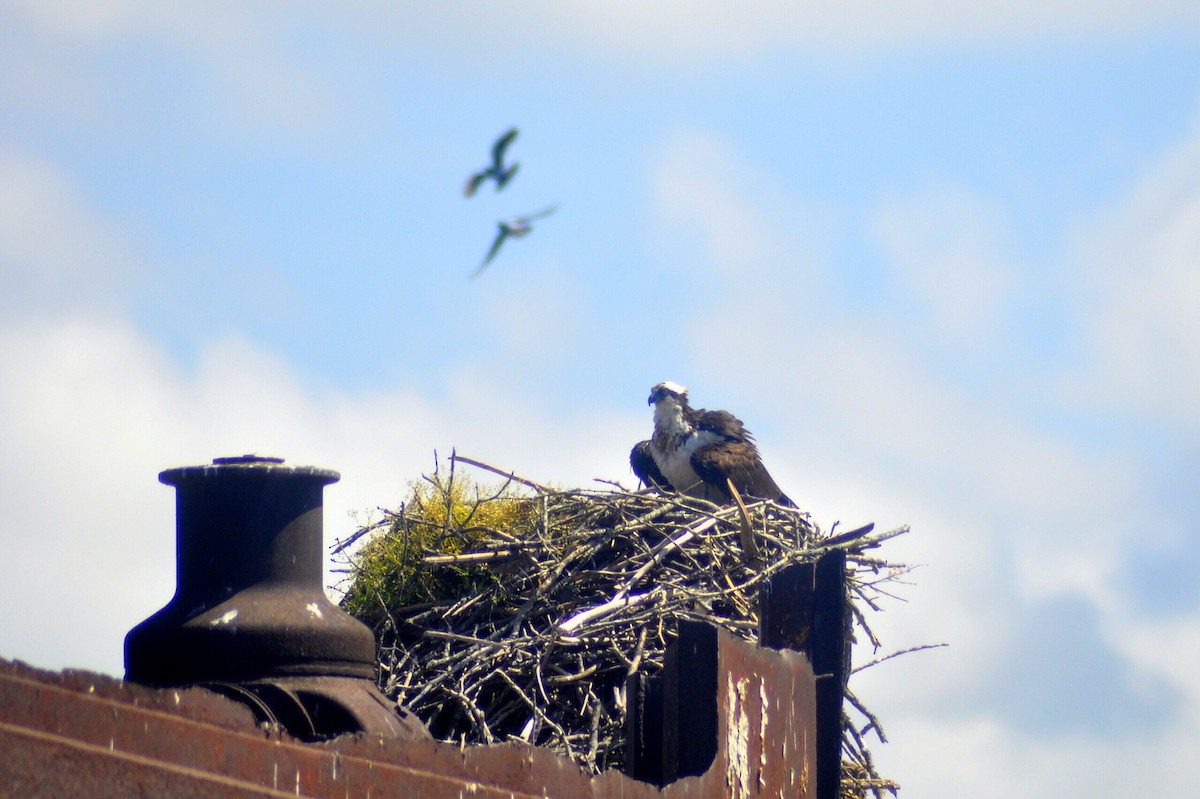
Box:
left=650, top=128, right=1143, bottom=597
left=654, top=132, right=793, bottom=279
left=0, top=317, right=185, bottom=676
left=0, top=146, right=139, bottom=316
left=878, top=713, right=1199, bottom=798
left=7, top=1, right=1196, bottom=125
left=481, top=256, right=591, bottom=361
left=1067, top=117, right=1200, bottom=433
left=4, top=0, right=164, bottom=41
left=340, top=2, right=1200, bottom=65
left=1116, top=612, right=1200, bottom=712
left=0, top=2, right=342, bottom=142
left=872, top=183, right=1019, bottom=347
left=651, top=129, right=836, bottom=300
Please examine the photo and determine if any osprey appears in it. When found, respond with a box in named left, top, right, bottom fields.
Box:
left=464, top=127, right=520, bottom=197
left=630, top=381, right=794, bottom=507
left=470, top=204, right=559, bottom=278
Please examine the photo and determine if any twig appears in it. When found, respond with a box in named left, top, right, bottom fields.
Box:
left=819, top=522, right=876, bottom=548
left=846, top=687, right=888, bottom=744
left=851, top=642, right=947, bottom=674
left=725, top=478, right=760, bottom=562
left=451, top=453, right=553, bottom=493
left=558, top=590, right=660, bottom=634
left=423, top=550, right=521, bottom=566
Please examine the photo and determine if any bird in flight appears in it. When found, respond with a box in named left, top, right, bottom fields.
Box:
left=470, top=204, right=558, bottom=279
left=464, top=127, right=520, bottom=197
left=630, top=381, right=795, bottom=507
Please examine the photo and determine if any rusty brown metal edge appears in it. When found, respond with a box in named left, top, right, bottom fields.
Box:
left=1, top=629, right=816, bottom=799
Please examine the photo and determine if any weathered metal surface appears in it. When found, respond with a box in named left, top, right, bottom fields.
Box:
left=199, top=675, right=428, bottom=742
left=714, top=626, right=817, bottom=799
left=627, top=671, right=665, bottom=784
left=628, top=621, right=719, bottom=786
left=126, top=455, right=375, bottom=684
left=663, top=621, right=719, bottom=782
left=759, top=551, right=849, bottom=799
left=123, top=455, right=423, bottom=741
left=625, top=620, right=818, bottom=797
left=2, top=625, right=815, bottom=798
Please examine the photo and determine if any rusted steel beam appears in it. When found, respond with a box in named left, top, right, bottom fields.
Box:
left=626, top=672, right=664, bottom=785
left=625, top=621, right=719, bottom=787
left=661, top=621, right=719, bottom=783
left=759, top=550, right=848, bottom=799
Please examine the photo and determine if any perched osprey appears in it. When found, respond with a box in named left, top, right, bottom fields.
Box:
left=630, top=382, right=794, bottom=507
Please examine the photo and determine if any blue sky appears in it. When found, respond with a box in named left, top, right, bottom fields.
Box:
left=3, top=4, right=1199, bottom=796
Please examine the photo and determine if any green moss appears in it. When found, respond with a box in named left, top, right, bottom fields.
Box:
left=339, top=469, right=538, bottom=628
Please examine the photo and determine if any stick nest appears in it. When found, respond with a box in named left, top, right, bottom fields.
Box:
left=334, top=453, right=915, bottom=797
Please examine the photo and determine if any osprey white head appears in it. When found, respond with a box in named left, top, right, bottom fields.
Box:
left=647, top=381, right=688, bottom=405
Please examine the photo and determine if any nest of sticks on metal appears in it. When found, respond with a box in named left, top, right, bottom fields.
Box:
left=334, top=452, right=916, bottom=797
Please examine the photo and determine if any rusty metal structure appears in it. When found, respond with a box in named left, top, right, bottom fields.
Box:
left=761, top=550, right=849, bottom=799
left=2, top=627, right=816, bottom=798
left=626, top=555, right=848, bottom=798
left=0, top=454, right=850, bottom=798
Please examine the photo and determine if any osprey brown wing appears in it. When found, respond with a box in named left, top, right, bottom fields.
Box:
left=690, top=439, right=795, bottom=507
left=630, top=440, right=670, bottom=491
left=694, top=408, right=750, bottom=438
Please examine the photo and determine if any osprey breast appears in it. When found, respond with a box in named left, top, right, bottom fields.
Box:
left=653, top=429, right=724, bottom=498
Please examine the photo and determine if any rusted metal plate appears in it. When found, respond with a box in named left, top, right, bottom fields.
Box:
left=708, top=627, right=817, bottom=799
left=2, top=628, right=814, bottom=798
left=760, top=552, right=848, bottom=799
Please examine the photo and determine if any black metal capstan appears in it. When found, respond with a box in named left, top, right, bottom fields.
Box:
left=124, top=455, right=427, bottom=741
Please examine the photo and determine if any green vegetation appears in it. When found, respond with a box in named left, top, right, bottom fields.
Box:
left=338, top=461, right=539, bottom=629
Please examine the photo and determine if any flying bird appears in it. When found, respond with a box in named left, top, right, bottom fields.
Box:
left=470, top=204, right=559, bottom=278
left=464, top=127, right=520, bottom=197
left=630, top=381, right=795, bottom=507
